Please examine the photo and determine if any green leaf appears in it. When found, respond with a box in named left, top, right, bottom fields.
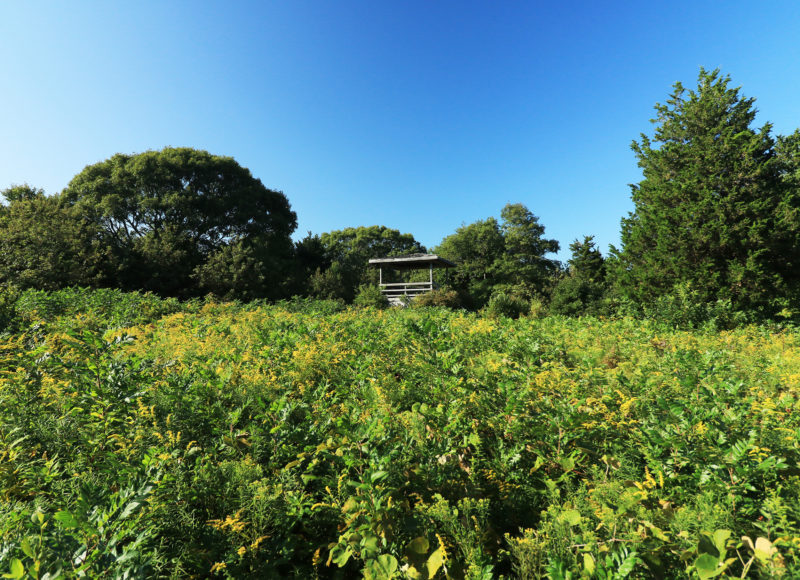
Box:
left=558, top=509, right=582, bottom=526
left=583, top=553, right=595, bottom=575
left=694, top=553, right=724, bottom=579
left=616, top=552, right=638, bottom=577
left=4, top=559, right=24, bottom=580
left=40, top=568, right=63, bottom=580
left=712, top=529, right=730, bottom=549
left=370, top=470, right=388, bottom=483
left=406, top=536, right=429, bottom=557
left=20, top=537, right=34, bottom=559
left=426, top=546, right=445, bottom=579
left=331, top=546, right=353, bottom=567
left=697, top=533, right=719, bottom=558
left=559, top=455, right=575, bottom=472
left=361, top=535, right=379, bottom=559
left=374, top=554, right=398, bottom=579
left=54, top=511, right=79, bottom=529
left=119, top=500, right=142, bottom=520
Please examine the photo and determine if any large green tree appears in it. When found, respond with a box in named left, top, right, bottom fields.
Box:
left=496, top=203, right=561, bottom=292
left=614, top=69, right=800, bottom=314
left=435, top=203, right=559, bottom=308
left=434, top=217, right=505, bottom=307
left=309, top=226, right=425, bottom=301
left=62, top=147, right=297, bottom=299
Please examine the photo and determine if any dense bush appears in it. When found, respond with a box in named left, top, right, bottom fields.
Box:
left=411, top=288, right=462, bottom=309
left=617, top=282, right=752, bottom=331
left=354, top=284, right=390, bottom=309
left=481, top=291, right=529, bottom=319
left=0, top=283, right=20, bottom=333
left=15, top=287, right=190, bottom=330
left=273, top=295, right=347, bottom=315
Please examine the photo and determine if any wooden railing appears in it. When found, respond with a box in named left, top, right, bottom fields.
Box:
left=379, top=282, right=434, bottom=303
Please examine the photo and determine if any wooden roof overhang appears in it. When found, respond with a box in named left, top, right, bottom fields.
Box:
left=368, top=254, right=455, bottom=270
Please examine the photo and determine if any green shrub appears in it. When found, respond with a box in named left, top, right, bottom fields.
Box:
left=15, top=287, right=186, bottom=330
left=618, top=282, right=750, bottom=330
left=528, top=297, right=546, bottom=319
left=274, top=295, right=347, bottom=315
left=353, top=284, right=389, bottom=309
left=411, top=288, right=461, bottom=309
left=548, top=274, right=608, bottom=317
left=0, top=283, right=21, bottom=333
left=482, top=291, right=529, bottom=319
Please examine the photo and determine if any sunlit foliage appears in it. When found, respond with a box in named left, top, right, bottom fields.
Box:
left=1, top=289, right=799, bottom=578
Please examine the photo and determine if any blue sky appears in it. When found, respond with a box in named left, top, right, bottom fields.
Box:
left=2, top=1, right=799, bottom=260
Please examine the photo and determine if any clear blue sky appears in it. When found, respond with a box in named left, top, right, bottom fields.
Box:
left=2, top=1, right=799, bottom=260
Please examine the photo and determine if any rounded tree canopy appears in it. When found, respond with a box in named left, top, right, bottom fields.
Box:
left=62, top=147, right=297, bottom=251
left=61, top=147, right=297, bottom=298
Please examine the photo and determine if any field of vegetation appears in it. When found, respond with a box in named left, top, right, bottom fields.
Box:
left=1, top=289, right=799, bottom=578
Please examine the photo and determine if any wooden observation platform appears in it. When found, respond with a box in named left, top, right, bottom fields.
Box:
left=368, top=254, right=455, bottom=305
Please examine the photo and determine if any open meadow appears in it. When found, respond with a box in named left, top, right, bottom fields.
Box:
left=1, top=289, right=799, bottom=578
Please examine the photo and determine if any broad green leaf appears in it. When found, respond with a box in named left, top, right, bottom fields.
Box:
left=119, top=500, right=142, bottom=520
left=370, top=470, right=388, bottom=482
left=406, top=536, right=429, bottom=557
left=426, top=546, right=445, bottom=578
left=332, top=547, right=353, bottom=567
left=694, top=553, right=724, bottom=579
left=20, top=537, right=34, bottom=559
left=54, top=511, right=79, bottom=529
left=5, top=559, right=24, bottom=580
left=361, top=535, right=379, bottom=558
left=374, top=554, right=398, bottom=579
left=558, top=509, right=582, bottom=526
left=616, top=552, right=637, bottom=577
left=583, top=553, right=595, bottom=575
left=697, top=533, right=719, bottom=558
left=712, top=529, right=731, bottom=554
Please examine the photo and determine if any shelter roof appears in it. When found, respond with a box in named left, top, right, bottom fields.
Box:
left=368, top=253, right=455, bottom=270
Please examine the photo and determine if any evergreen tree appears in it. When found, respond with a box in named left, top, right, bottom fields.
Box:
left=549, top=236, right=607, bottom=316
left=614, top=69, right=800, bottom=314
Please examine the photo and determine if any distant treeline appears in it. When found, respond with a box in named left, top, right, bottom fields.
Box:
left=2, top=69, right=799, bottom=327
